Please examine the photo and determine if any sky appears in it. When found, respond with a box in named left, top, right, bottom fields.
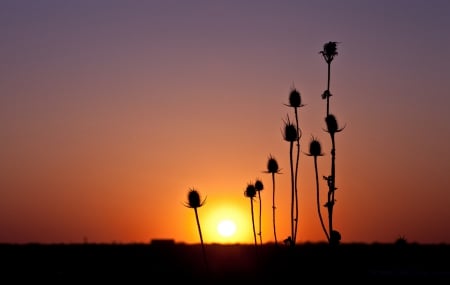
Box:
left=1, top=0, right=450, bottom=245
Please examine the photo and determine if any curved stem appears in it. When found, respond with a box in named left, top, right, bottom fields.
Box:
left=194, top=208, right=208, bottom=272
left=314, top=157, right=329, bottom=241
left=293, top=107, right=300, bottom=243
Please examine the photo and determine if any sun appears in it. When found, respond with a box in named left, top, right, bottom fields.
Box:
left=217, top=219, right=237, bottom=237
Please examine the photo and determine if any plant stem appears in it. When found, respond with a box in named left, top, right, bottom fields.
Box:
left=194, top=208, right=208, bottom=272
left=293, top=107, right=300, bottom=243
left=258, top=191, right=263, bottom=246
left=271, top=172, right=278, bottom=245
left=326, top=62, right=331, bottom=116
left=314, top=156, right=329, bottom=242
left=250, top=198, right=257, bottom=247
left=289, top=141, right=295, bottom=246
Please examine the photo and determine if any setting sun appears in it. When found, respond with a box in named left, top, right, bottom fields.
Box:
left=217, top=219, right=237, bottom=237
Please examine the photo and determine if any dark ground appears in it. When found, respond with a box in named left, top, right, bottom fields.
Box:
left=1, top=242, right=449, bottom=284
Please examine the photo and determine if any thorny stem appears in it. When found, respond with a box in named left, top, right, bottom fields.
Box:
left=328, top=134, right=336, bottom=237
left=314, top=156, right=329, bottom=241
left=326, top=62, right=331, bottom=116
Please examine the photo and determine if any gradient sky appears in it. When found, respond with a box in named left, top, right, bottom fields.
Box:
left=1, top=0, right=450, bottom=245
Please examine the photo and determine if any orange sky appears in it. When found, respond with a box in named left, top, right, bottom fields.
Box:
left=1, top=0, right=450, bottom=245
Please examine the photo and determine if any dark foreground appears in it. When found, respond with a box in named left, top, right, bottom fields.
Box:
left=1, top=242, right=449, bottom=284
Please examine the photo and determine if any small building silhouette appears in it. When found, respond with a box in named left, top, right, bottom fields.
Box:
left=150, top=239, right=175, bottom=246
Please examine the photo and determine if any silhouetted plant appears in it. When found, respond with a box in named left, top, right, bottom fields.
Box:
left=282, top=115, right=300, bottom=246
left=244, top=182, right=258, bottom=247
left=184, top=188, right=209, bottom=270
left=254, top=178, right=264, bottom=246
left=320, top=41, right=344, bottom=246
left=306, top=136, right=329, bottom=242
left=319, top=41, right=338, bottom=116
left=395, top=235, right=408, bottom=246
left=264, top=154, right=281, bottom=245
left=284, top=88, right=304, bottom=245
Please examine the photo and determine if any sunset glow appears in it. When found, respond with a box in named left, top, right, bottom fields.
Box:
left=217, top=220, right=237, bottom=238
left=1, top=1, right=450, bottom=245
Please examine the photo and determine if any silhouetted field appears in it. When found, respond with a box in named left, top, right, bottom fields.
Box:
left=1, top=242, right=449, bottom=283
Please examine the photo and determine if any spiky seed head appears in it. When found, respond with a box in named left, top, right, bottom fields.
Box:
left=325, top=114, right=338, bottom=134
left=254, top=179, right=264, bottom=192
left=185, top=188, right=205, bottom=209
left=320, top=41, right=339, bottom=63
left=283, top=116, right=299, bottom=142
left=308, top=136, right=323, bottom=157
left=324, top=41, right=338, bottom=56
left=266, top=154, right=280, bottom=174
left=288, top=88, right=302, bottom=108
left=244, top=183, right=256, bottom=198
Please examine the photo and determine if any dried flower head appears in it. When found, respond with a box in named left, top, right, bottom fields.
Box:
left=254, top=179, right=264, bottom=192
left=282, top=116, right=300, bottom=142
left=325, top=114, right=344, bottom=135
left=307, top=136, right=324, bottom=157
left=244, top=183, right=256, bottom=198
left=288, top=88, right=303, bottom=108
left=184, top=188, right=206, bottom=209
left=320, top=41, right=339, bottom=63
left=265, top=154, right=280, bottom=174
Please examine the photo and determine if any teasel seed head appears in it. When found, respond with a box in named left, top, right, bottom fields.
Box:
left=185, top=188, right=206, bottom=209
left=307, top=136, right=324, bottom=157
left=288, top=88, right=303, bottom=108
left=265, top=154, right=280, bottom=174
left=283, top=116, right=300, bottom=142
left=325, top=114, right=339, bottom=135
left=244, top=183, right=257, bottom=199
left=319, top=41, right=339, bottom=63
left=254, top=179, right=264, bottom=192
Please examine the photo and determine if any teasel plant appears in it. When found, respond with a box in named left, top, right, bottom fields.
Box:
left=320, top=41, right=344, bottom=246
left=319, top=41, right=339, bottom=116
left=282, top=115, right=301, bottom=246
left=244, top=182, right=258, bottom=247
left=254, top=178, right=264, bottom=246
left=324, top=114, right=344, bottom=245
left=306, top=136, right=329, bottom=242
left=184, top=188, right=209, bottom=270
left=285, top=87, right=304, bottom=245
left=264, top=154, right=281, bottom=245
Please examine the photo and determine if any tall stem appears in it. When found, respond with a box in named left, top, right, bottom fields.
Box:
left=314, top=156, right=329, bottom=241
left=194, top=208, right=208, bottom=271
left=293, top=107, right=300, bottom=243
left=328, top=135, right=336, bottom=236
left=258, top=191, right=263, bottom=246
left=326, top=62, right=331, bottom=116
left=289, top=141, right=295, bottom=245
left=250, top=199, right=257, bottom=247
left=271, top=173, right=278, bottom=245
